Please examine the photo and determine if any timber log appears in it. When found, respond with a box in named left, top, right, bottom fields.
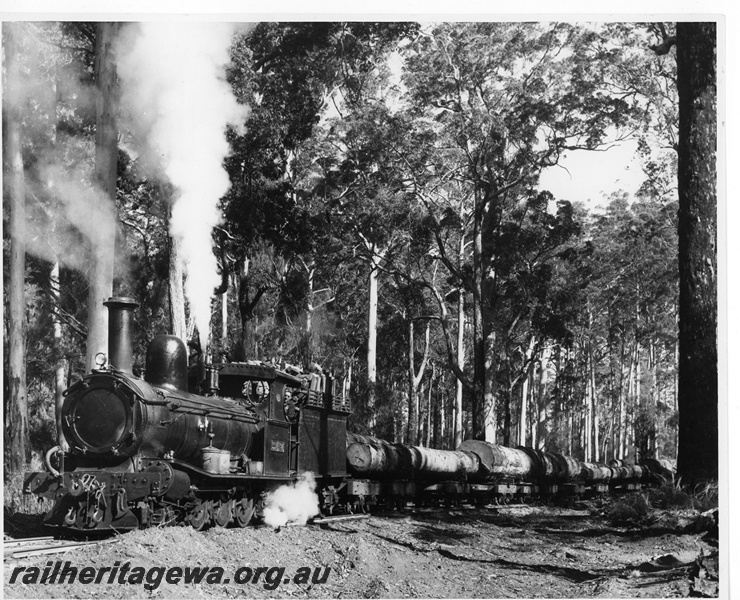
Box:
left=346, top=440, right=479, bottom=480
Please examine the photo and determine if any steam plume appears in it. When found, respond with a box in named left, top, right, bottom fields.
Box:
left=41, top=165, right=118, bottom=267
left=7, top=25, right=117, bottom=277
left=116, top=22, right=248, bottom=349
left=262, top=472, right=321, bottom=528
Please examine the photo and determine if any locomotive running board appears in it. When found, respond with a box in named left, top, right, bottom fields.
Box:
left=167, top=458, right=297, bottom=481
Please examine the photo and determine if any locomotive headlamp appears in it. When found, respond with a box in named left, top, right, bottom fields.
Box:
left=94, top=352, right=107, bottom=369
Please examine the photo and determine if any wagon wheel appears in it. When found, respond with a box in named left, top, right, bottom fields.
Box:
left=188, top=501, right=209, bottom=531
left=212, top=499, right=233, bottom=528
left=234, top=497, right=255, bottom=528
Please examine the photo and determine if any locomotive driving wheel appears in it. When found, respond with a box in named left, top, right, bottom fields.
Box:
left=234, top=497, right=255, bottom=528
left=187, top=501, right=209, bottom=531
left=212, top=499, right=233, bottom=528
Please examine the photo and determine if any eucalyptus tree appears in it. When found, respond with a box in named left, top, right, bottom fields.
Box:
left=400, top=22, right=643, bottom=441
left=4, top=22, right=30, bottom=472
left=582, top=193, right=677, bottom=461
left=223, top=22, right=416, bottom=366
left=674, top=22, right=717, bottom=484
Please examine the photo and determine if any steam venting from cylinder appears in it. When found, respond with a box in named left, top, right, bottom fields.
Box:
left=103, top=297, right=139, bottom=374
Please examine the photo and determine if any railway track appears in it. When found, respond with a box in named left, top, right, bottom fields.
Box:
left=3, top=536, right=103, bottom=561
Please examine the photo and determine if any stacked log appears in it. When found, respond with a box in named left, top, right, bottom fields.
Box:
left=608, top=459, right=649, bottom=482
left=345, top=442, right=414, bottom=478
left=548, top=453, right=582, bottom=481
left=345, top=431, right=666, bottom=487
left=346, top=441, right=479, bottom=480
left=579, top=462, right=612, bottom=482
left=457, top=440, right=535, bottom=479
left=517, top=447, right=581, bottom=481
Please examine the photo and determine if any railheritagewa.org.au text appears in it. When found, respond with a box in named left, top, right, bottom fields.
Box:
left=9, top=560, right=331, bottom=591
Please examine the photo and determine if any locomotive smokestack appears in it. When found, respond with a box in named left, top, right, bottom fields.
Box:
left=103, top=297, right=139, bottom=374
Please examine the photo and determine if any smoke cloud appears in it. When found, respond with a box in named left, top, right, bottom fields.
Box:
left=38, top=164, right=118, bottom=269
left=7, top=24, right=117, bottom=276
left=262, top=472, right=321, bottom=528
left=116, top=22, right=249, bottom=349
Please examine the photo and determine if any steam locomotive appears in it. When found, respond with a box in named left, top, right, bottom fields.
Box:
left=24, top=297, right=672, bottom=532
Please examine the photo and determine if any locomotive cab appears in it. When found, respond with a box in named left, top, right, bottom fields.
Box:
left=208, top=362, right=350, bottom=479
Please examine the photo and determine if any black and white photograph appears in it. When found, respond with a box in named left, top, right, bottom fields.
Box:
left=2, top=4, right=726, bottom=598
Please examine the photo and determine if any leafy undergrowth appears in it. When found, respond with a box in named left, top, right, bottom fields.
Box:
left=600, top=482, right=719, bottom=554
left=604, top=492, right=654, bottom=526
left=648, top=478, right=718, bottom=512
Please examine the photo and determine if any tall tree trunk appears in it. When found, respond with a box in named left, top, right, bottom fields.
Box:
left=674, top=336, right=679, bottom=455
left=47, top=69, right=69, bottom=452
left=625, top=342, right=637, bottom=459
left=585, top=347, right=593, bottom=461
left=567, top=410, right=573, bottom=456
left=51, top=261, right=69, bottom=452
left=519, top=336, right=536, bottom=446
left=407, top=319, right=418, bottom=443
left=439, top=373, right=446, bottom=448
left=86, top=22, right=120, bottom=373
left=520, top=371, right=529, bottom=447
left=471, top=200, right=498, bottom=442
left=344, top=360, right=353, bottom=405
left=529, top=369, right=537, bottom=449
left=502, top=381, right=511, bottom=447
left=589, top=342, right=598, bottom=462
left=168, top=230, right=187, bottom=341
left=4, top=22, right=30, bottom=473
left=366, top=251, right=382, bottom=432
left=407, top=319, right=431, bottom=444
left=303, top=262, right=315, bottom=364
left=536, top=346, right=550, bottom=451
left=425, top=365, right=435, bottom=447
left=238, top=258, right=267, bottom=361
left=480, top=191, right=500, bottom=443
left=676, top=23, right=718, bottom=485
left=454, top=287, right=465, bottom=448
left=221, top=285, right=228, bottom=357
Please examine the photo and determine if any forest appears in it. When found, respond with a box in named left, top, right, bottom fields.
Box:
left=3, top=21, right=717, bottom=485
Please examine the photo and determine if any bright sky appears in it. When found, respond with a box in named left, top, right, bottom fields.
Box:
left=539, top=140, right=644, bottom=207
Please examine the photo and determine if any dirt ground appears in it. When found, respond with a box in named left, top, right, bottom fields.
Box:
left=4, top=502, right=719, bottom=599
